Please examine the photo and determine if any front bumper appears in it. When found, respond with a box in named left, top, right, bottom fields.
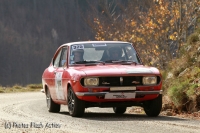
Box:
left=75, top=90, right=163, bottom=96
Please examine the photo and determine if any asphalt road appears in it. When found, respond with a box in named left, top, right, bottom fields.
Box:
left=0, top=92, right=199, bottom=133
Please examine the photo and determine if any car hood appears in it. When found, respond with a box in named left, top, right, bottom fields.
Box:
left=71, top=64, right=160, bottom=76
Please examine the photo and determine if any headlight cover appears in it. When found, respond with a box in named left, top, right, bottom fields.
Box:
left=143, top=76, right=157, bottom=85
left=84, top=78, right=99, bottom=86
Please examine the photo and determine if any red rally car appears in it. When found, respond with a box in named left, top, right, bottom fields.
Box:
left=42, top=41, right=162, bottom=117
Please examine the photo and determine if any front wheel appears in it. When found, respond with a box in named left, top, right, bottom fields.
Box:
left=113, top=107, right=127, bottom=114
left=67, top=87, right=85, bottom=117
left=46, top=88, right=60, bottom=113
left=143, top=94, right=162, bottom=117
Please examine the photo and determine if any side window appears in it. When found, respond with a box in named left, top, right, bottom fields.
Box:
left=59, top=47, right=67, bottom=67
left=54, top=50, right=62, bottom=67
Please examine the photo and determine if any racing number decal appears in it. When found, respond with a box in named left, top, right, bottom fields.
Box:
left=55, top=72, right=64, bottom=100
left=71, top=45, right=84, bottom=50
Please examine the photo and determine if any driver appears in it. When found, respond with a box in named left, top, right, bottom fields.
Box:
left=108, top=47, right=123, bottom=60
left=72, top=49, right=84, bottom=62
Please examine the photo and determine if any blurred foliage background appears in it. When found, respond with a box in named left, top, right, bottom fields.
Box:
left=0, top=0, right=200, bottom=113
left=0, top=0, right=199, bottom=86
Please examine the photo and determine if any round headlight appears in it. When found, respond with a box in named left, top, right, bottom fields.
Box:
left=84, top=78, right=99, bottom=86
left=143, top=76, right=157, bottom=85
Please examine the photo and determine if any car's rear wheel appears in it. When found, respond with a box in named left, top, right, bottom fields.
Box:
left=113, top=107, right=127, bottom=114
left=46, top=88, right=61, bottom=113
left=143, top=94, right=162, bottom=117
left=67, top=87, right=85, bottom=117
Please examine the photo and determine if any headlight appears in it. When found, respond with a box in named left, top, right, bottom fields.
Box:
left=143, top=76, right=157, bottom=85
left=84, top=78, right=99, bottom=86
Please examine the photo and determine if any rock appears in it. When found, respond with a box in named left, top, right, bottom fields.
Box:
left=185, top=45, right=192, bottom=52
left=162, top=103, right=173, bottom=110
left=193, top=78, right=200, bottom=87
left=166, top=72, right=173, bottom=79
left=197, top=56, right=200, bottom=63
left=40, top=89, right=44, bottom=93
left=166, top=109, right=172, bottom=112
left=193, top=78, right=200, bottom=84
left=161, top=110, right=173, bottom=116
left=166, top=111, right=173, bottom=116
left=178, top=68, right=190, bottom=77
left=193, top=112, right=200, bottom=117
left=163, top=95, right=171, bottom=103
left=197, top=47, right=200, bottom=54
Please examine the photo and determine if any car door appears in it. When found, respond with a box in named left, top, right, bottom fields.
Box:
left=54, top=47, right=68, bottom=100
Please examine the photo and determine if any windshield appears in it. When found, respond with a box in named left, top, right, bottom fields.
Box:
left=69, top=43, right=141, bottom=65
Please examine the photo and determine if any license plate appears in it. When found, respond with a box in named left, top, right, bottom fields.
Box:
left=105, top=92, right=136, bottom=99
left=110, top=86, right=136, bottom=91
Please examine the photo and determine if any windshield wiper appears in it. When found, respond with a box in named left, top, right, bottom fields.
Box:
left=73, top=60, right=105, bottom=64
left=105, top=60, right=137, bottom=64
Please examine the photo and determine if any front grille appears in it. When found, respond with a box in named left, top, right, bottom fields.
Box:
left=98, top=76, right=143, bottom=86
left=123, top=76, right=143, bottom=86
left=81, top=76, right=161, bottom=87
left=99, top=77, right=121, bottom=86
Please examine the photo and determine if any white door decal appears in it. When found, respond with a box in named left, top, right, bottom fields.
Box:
left=55, top=72, right=64, bottom=100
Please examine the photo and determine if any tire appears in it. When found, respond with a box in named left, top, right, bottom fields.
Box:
left=46, top=88, right=61, bottom=113
left=143, top=94, right=162, bottom=117
left=67, top=87, right=85, bottom=117
left=113, top=107, right=127, bottom=114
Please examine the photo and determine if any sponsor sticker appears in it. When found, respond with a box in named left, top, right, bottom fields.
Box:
left=92, top=43, right=107, bottom=47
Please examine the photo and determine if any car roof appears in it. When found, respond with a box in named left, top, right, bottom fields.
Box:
left=61, top=41, right=131, bottom=47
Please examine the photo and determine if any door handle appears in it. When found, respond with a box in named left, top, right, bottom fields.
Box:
left=54, top=71, right=56, bottom=75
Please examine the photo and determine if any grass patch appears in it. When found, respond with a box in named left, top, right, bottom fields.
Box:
left=186, top=84, right=197, bottom=98
left=27, top=84, right=42, bottom=89
left=166, top=67, right=200, bottom=112
left=0, top=84, right=42, bottom=93
left=187, top=32, right=199, bottom=44
left=168, top=80, right=189, bottom=107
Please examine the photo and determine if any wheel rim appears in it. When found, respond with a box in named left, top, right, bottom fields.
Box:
left=46, top=90, right=51, bottom=109
left=68, top=89, right=75, bottom=113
